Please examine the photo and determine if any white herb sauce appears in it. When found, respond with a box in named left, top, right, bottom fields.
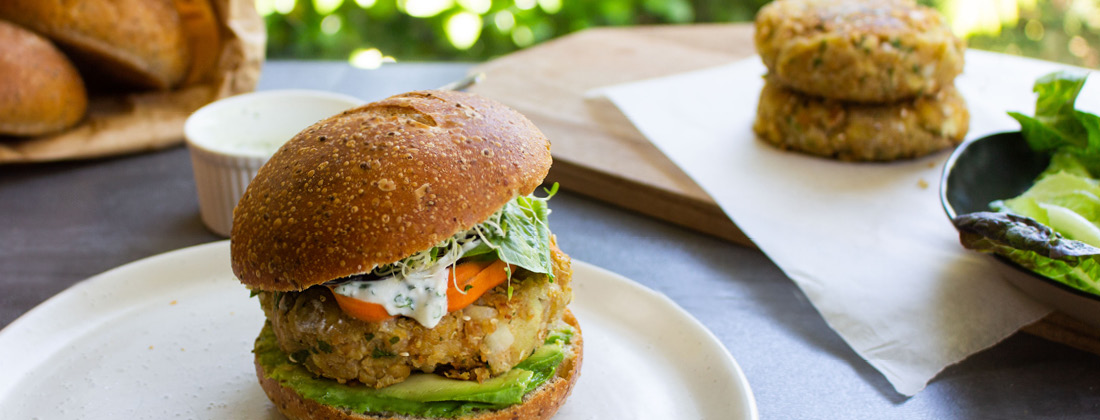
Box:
left=332, top=240, right=483, bottom=328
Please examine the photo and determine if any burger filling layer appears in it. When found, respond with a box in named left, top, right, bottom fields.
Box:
left=254, top=322, right=577, bottom=418
left=331, top=238, right=483, bottom=328
left=327, top=185, right=561, bottom=329
left=258, top=244, right=572, bottom=388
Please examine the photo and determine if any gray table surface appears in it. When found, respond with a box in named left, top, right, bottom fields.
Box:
left=3, top=61, right=1099, bottom=419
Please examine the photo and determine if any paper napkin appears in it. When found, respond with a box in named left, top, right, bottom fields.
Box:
left=595, top=50, right=1098, bottom=395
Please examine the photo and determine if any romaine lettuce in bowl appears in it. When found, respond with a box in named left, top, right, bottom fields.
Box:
left=943, top=71, right=1100, bottom=326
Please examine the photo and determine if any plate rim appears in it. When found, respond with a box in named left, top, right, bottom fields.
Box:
left=571, top=259, right=759, bottom=419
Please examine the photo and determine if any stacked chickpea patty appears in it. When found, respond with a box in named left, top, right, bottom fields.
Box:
left=752, top=0, right=969, bottom=161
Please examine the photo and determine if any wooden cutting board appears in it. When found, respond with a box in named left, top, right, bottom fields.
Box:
left=469, top=23, right=754, bottom=246
left=466, top=23, right=1100, bottom=355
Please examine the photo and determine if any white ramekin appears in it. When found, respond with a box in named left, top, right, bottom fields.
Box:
left=184, top=89, right=365, bottom=237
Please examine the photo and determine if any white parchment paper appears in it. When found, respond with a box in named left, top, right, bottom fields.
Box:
left=596, top=50, right=1099, bottom=395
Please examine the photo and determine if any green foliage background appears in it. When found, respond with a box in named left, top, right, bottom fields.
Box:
left=262, top=0, right=1100, bottom=68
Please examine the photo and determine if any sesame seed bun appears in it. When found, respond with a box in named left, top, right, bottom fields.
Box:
left=230, top=90, right=553, bottom=291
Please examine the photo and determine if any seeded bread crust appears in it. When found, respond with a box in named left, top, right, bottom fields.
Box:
left=255, top=310, right=583, bottom=420
left=0, top=20, right=87, bottom=136
left=231, top=90, right=553, bottom=291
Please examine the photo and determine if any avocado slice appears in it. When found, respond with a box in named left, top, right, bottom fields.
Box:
left=375, top=368, right=535, bottom=404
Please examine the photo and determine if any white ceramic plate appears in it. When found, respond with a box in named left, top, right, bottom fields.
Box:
left=0, top=242, right=757, bottom=419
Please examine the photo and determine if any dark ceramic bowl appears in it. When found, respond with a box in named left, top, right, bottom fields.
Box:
left=941, top=131, right=1100, bottom=328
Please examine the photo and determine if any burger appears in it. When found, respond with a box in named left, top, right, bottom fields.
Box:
left=229, top=90, right=581, bottom=419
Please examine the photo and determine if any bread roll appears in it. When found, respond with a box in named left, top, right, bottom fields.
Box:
left=0, top=0, right=190, bottom=90
left=0, top=20, right=88, bottom=137
left=231, top=90, right=553, bottom=291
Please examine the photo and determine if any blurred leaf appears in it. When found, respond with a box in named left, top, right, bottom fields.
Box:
left=261, top=0, right=1097, bottom=67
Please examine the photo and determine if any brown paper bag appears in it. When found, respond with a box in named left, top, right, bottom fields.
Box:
left=0, top=0, right=265, bottom=164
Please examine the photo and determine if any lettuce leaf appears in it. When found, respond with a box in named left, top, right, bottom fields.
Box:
left=980, top=71, right=1100, bottom=296
left=1007, top=71, right=1100, bottom=174
left=992, top=152, right=1100, bottom=247
left=954, top=212, right=1100, bottom=297
left=494, top=187, right=555, bottom=277
left=1039, top=150, right=1093, bottom=179
left=1001, top=172, right=1100, bottom=223
left=464, top=183, right=558, bottom=279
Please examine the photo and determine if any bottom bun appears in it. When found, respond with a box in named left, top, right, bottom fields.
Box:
left=256, top=310, right=583, bottom=420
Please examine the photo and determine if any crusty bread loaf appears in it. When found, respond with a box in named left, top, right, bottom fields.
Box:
left=0, top=20, right=87, bottom=136
left=0, top=0, right=190, bottom=90
left=231, top=90, right=553, bottom=291
left=256, top=310, right=583, bottom=420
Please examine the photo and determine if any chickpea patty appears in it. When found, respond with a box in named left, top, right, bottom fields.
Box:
left=754, top=0, right=965, bottom=103
left=753, top=78, right=968, bottom=161
left=258, top=245, right=573, bottom=389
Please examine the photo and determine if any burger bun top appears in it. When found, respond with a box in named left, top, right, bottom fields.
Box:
left=231, top=90, right=552, bottom=291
